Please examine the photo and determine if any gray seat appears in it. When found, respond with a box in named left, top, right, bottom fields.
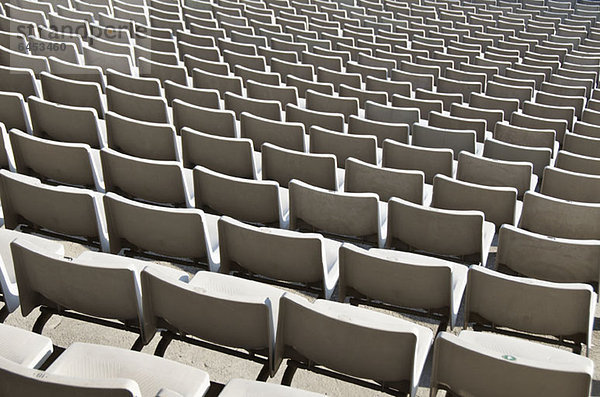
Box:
left=339, top=243, right=467, bottom=330
left=219, top=379, right=325, bottom=397
left=218, top=216, right=339, bottom=299
left=430, top=330, right=593, bottom=397
left=540, top=166, right=600, bottom=203
left=288, top=179, right=384, bottom=247
left=0, top=170, right=108, bottom=251
left=0, top=323, right=53, bottom=368
left=103, top=192, right=219, bottom=270
left=386, top=197, right=495, bottom=266
left=465, top=265, right=596, bottom=355
left=274, top=293, right=433, bottom=397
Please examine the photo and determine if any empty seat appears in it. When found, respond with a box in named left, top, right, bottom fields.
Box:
left=138, top=56, right=188, bottom=86
left=428, top=111, right=487, bottom=143
left=470, top=92, right=519, bottom=121
left=563, top=132, right=600, bottom=159
left=430, top=331, right=593, bottom=397
left=0, top=92, right=31, bottom=133
left=141, top=269, right=283, bottom=379
left=106, top=85, right=169, bottom=124
left=164, top=80, right=220, bottom=109
left=286, top=103, right=345, bottom=133
left=555, top=150, right=600, bottom=176
left=240, top=112, right=305, bottom=152
left=274, top=293, right=433, bottom=397
left=101, top=148, right=193, bottom=207
left=510, top=111, right=568, bottom=147
left=181, top=127, right=257, bottom=178
left=519, top=191, right=600, bottom=239
left=339, top=242, right=468, bottom=331
left=106, top=68, right=161, bottom=97
left=3, top=342, right=211, bottom=396
left=40, top=72, right=105, bottom=118
left=218, top=216, right=339, bottom=299
left=224, top=91, right=282, bottom=121
left=246, top=80, right=297, bottom=108
left=83, top=45, right=133, bottom=75
left=0, top=65, right=40, bottom=99
left=457, top=151, right=536, bottom=199
left=347, top=115, right=409, bottom=146
left=28, top=96, right=104, bottom=148
left=540, top=166, right=600, bottom=203
left=365, top=100, right=420, bottom=126
left=262, top=143, right=340, bottom=191
left=412, top=124, right=479, bottom=160
left=105, top=111, right=178, bottom=161
left=0, top=171, right=108, bottom=250
left=382, top=139, right=453, bottom=184
left=309, top=126, right=377, bottom=168
left=432, top=174, right=519, bottom=227
left=497, top=224, right=600, bottom=288
left=48, top=56, right=104, bottom=91
left=465, top=266, right=596, bottom=355
left=494, top=121, right=557, bottom=155
left=0, top=323, right=53, bottom=368
left=103, top=192, right=219, bottom=269
left=345, top=157, right=428, bottom=205
left=450, top=103, right=503, bottom=133
left=194, top=165, right=287, bottom=227
left=192, top=68, right=243, bottom=97
left=305, top=89, right=359, bottom=122
left=289, top=179, right=384, bottom=247
left=483, top=138, right=552, bottom=178
left=172, top=99, right=237, bottom=137
left=10, top=129, right=103, bottom=191
left=0, top=230, right=64, bottom=319
left=386, top=197, right=494, bottom=266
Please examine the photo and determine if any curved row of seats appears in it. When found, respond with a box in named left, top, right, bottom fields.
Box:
left=0, top=235, right=595, bottom=396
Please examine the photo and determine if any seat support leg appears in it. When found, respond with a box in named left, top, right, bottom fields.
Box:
left=32, top=309, right=53, bottom=334
left=0, top=305, right=9, bottom=323
left=154, top=333, right=174, bottom=357
left=256, top=363, right=270, bottom=382
left=130, top=335, right=144, bottom=351
left=281, top=361, right=298, bottom=386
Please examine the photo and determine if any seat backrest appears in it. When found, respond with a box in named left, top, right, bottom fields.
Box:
left=106, top=85, right=169, bottom=124
left=345, top=157, right=424, bottom=204
left=483, top=138, right=552, bottom=178
left=224, top=91, right=282, bottom=121
left=9, top=128, right=98, bottom=190
left=285, top=103, right=345, bottom=133
left=40, top=71, right=105, bottom=117
left=519, top=191, right=600, bottom=239
left=172, top=99, right=237, bottom=137
left=450, top=103, right=503, bottom=132
left=182, top=127, right=254, bottom=178
left=0, top=91, right=31, bottom=133
left=105, top=111, right=177, bottom=161
left=240, top=112, right=305, bottom=152
left=494, top=121, right=556, bottom=153
left=466, top=265, right=595, bottom=345
left=193, top=166, right=281, bottom=226
left=141, top=268, right=277, bottom=367
left=470, top=92, right=519, bottom=121
left=106, top=68, right=161, bottom=97
left=386, top=197, right=485, bottom=258
left=365, top=100, right=420, bottom=125
left=100, top=148, right=189, bottom=207
left=563, top=132, right=600, bottom=159
left=305, top=89, right=359, bottom=122
left=510, top=111, right=567, bottom=145
left=288, top=179, right=380, bottom=242
left=391, top=94, right=443, bottom=121
left=192, top=67, right=243, bottom=97
left=262, top=143, right=338, bottom=190
left=218, top=216, right=324, bottom=282
left=28, top=96, right=103, bottom=148
left=0, top=170, right=103, bottom=241
left=497, top=224, right=600, bottom=285
left=83, top=45, right=132, bottom=75
left=428, top=111, right=486, bottom=143
left=309, top=126, right=377, bottom=168
left=163, top=80, right=220, bottom=109
left=339, top=243, right=454, bottom=314
left=540, top=166, right=600, bottom=203
left=432, top=174, right=517, bottom=227
left=11, top=238, right=139, bottom=321
left=275, top=294, right=430, bottom=387
left=103, top=192, right=209, bottom=260
left=0, top=65, right=39, bottom=99
left=555, top=150, right=600, bottom=176
left=412, top=124, right=476, bottom=160
left=347, top=115, right=409, bottom=147
left=382, top=139, right=453, bottom=184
